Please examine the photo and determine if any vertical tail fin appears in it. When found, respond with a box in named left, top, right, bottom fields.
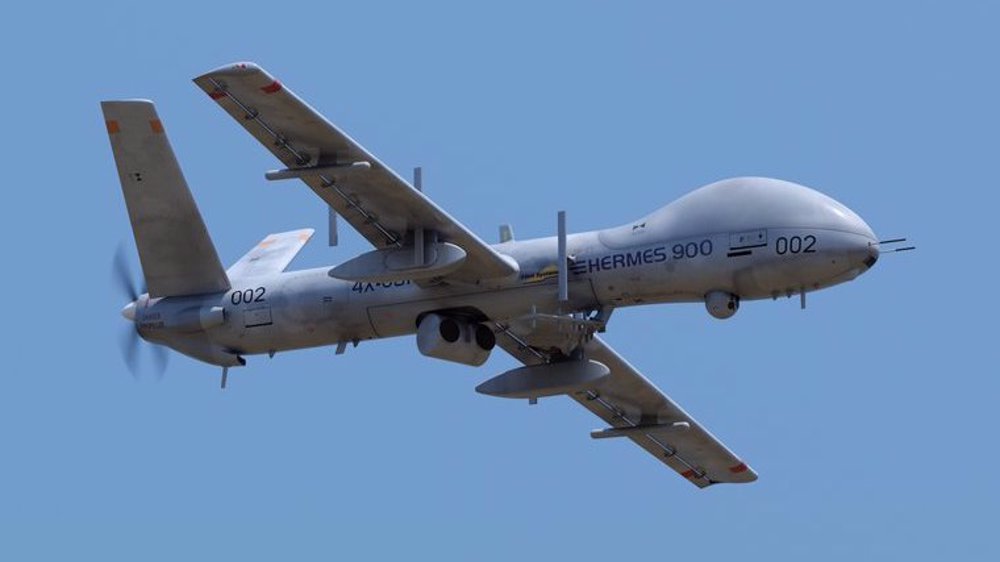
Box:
left=102, top=100, right=230, bottom=297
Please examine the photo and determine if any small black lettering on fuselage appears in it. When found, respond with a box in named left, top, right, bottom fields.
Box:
left=351, top=280, right=412, bottom=294
left=570, top=246, right=672, bottom=275
left=231, top=287, right=267, bottom=305
left=571, top=240, right=714, bottom=275
left=774, top=235, right=817, bottom=255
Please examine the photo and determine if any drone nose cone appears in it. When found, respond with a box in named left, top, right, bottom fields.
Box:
left=121, top=301, right=137, bottom=321
left=856, top=216, right=877, bottom=245
left=863, top=241, right=880, bottom=269
left=849, top=214, right=879, bottom=269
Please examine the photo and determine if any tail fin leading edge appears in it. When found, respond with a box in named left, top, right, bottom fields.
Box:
left=102, top=100, right=230, bottom=298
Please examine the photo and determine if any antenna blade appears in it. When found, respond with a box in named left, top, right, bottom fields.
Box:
left=328, top=207, right=338, bottom=246
left=499, top=224, right=514, bottom=243
left=558, top=211, right=568, bottom=302
left=412, top=166, right=426, bottom=265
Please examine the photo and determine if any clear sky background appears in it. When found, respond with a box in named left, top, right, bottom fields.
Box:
left=1, top=1, right=996, bottom=560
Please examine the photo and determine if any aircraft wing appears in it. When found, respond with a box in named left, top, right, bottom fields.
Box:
left=494, top=331, right=758, bottom=488
left=193, top=62, right=517, bottom=283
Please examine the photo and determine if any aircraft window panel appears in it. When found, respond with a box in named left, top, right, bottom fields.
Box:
left=244, top=306, right=273, bottom=328
left=729, top=229, right=768, bottom=250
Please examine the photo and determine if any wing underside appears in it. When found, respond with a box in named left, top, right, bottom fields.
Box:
left=192, top=62, right=516, bottom=283
left=494, top=330, right=758, bottom=488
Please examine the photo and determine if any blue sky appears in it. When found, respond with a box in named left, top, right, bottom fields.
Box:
left=2, top=1, right=996, bottom=560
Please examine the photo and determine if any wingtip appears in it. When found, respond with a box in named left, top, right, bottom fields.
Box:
left=291, top=228, right=316, bottom=242
left=727, top=461, right=759, bottom=483
left=100, top=99, right=161, bottom=123
left=101, top=98, right=155, bottom=107
left=194, top=61, right=263, bottom=80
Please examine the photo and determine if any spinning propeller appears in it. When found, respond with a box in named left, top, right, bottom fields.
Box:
left=113, top=245, right=168, bottom=379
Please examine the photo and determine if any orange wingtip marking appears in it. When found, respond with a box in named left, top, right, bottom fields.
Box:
left=106, top=120, right=120, bottom=134
left=209, top=90, right=227, bottom=100
left=729, top=463, right=748, bottom=474
left=149, top=119, right=164, bottom=134
left=258, top=239, right=276, bottom=247
left=260, top=80, right=282, bottom=94
left=299, top=233, right=311, bottom=241
left=680, top=469, right=696, bottom=479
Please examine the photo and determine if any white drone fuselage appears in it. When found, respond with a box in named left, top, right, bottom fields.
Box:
left=130, top=176, right=879, bottom=368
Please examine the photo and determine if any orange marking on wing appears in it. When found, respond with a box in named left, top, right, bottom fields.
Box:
left=106, top=120, right=120, bottom=134
left=149, top=119, right=164, bottom=134
left=258, top=239, right=276, bottom=247
left=729, top=463, right=748, bottom=474
left=260, top=80, right=282, bottom=94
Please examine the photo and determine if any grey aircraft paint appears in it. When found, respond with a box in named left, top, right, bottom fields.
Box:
left=104, top=63, right=896, bottom=487
left=128, top=176, right=877, bottom=362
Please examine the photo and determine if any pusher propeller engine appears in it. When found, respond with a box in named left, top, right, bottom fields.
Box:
left=113, top=245, right=168, bottom=379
